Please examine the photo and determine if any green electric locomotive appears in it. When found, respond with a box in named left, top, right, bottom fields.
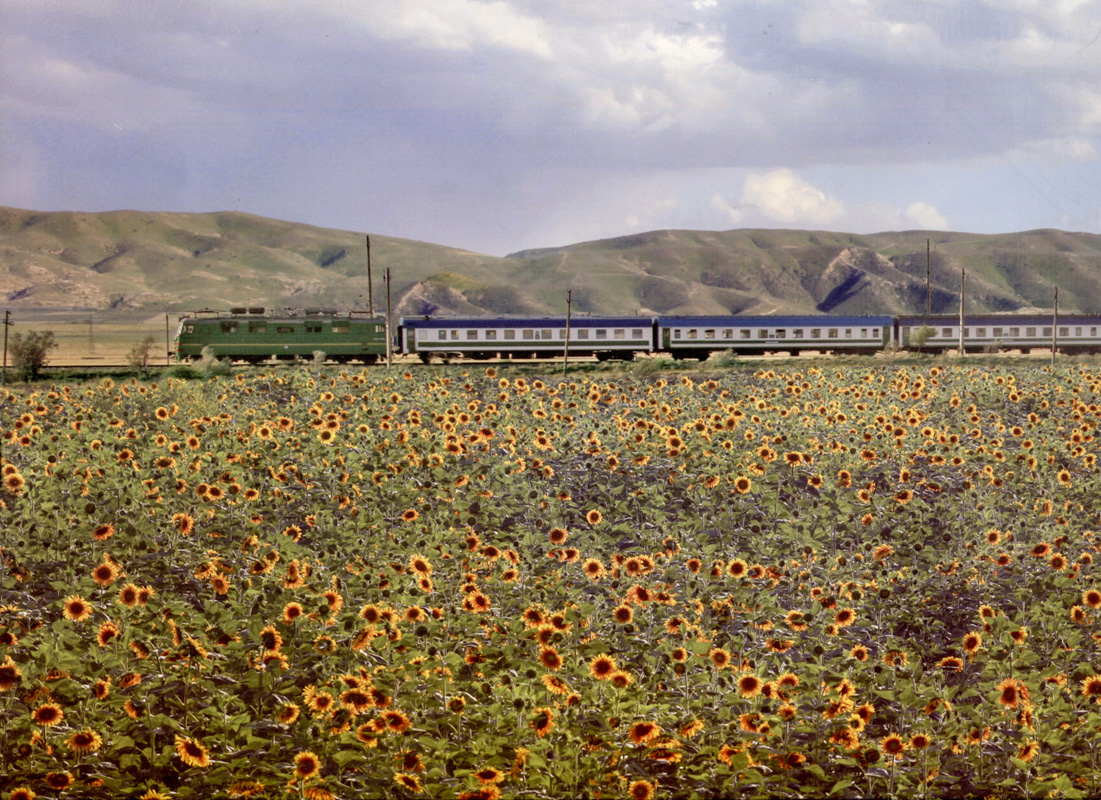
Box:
left=173, top=308, right=387, bottom=364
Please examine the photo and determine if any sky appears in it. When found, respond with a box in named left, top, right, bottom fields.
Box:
left=2, top=0, right=1101, bottom=257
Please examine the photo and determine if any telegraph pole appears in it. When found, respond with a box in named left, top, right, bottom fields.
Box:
left=926, top=239, right=931, bottom=316
left=367, top=235, right=374, bottom=316
left=958, top=266, right=965, bottom=356
left=1052, top=287, right=1059, bottom=365
left=385, top=267, right=392, bottom=368
left=562, top=289, right=572, bottom=376
left=2, top=310, right=10, bottom=384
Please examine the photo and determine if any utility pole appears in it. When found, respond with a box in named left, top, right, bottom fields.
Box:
left=562, top=289, right=572, bottom=376
left=926, top=239, right=931, bottom=316
left=958, top=266, right=965, bottom=356
left=1052, top=287, right=1059, bottom=366
left=385, top=267, right=392, bottom=368
left=165, top=311, right=171, bottom=365
left=2, top=310, right=10, bottom=384
left=367, top=235, right=374, bottom=316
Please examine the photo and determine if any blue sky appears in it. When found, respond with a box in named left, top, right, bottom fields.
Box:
left=3, top=0, right=1100, bottom=255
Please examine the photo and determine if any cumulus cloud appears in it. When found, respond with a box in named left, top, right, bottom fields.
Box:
left=739, top=169, right=846, bottom=227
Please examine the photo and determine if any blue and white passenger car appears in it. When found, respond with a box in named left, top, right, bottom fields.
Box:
left=656, top=315, right=896, bottom=359
left=398, top=316, right=655, bottom=362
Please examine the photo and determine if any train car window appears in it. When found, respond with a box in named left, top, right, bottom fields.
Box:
left=872, top=328, right=879, bottom=337
left=450, top=330, right=459, bottom=340
left=776, top=330, right=786, bottom=339
left=944, top=328, right=953, bottom=338
left=1060, top=327, right=1069, bottom=337
left=577, top=329, right=589, bottom=339
left=704, top=329, right=716, bottom=340
left=221, top=322, right=238, bottom=333
left=633, top=329, right=643, bottom=339
left=504, top=330, right=516, bottom=340
left=861, top=329, right=868, bottom=338
left=977, top=328, right=986, bottom=337
left=559, top=329, right=566, bottom=339
left=523, top=330, right=533, bottom=340
left=485, top=330, right=497, bottom=340
left=439, top=330, right=447, bottom=340
left=845, top=329, right=852, bottom=338
left=467, top=330, right=479, bottom=340
left=614, top=329, right=625, bottom=340
left=596, top=330, right=607, bottom=340
left=332, top=323, right=349, bottom=333
left=828, top=329, right=839, bottom=339
left=1043, top=327, right=1052, bottom=336
left=1076, top=327, right=1083, bottom=337
left=541, top=330, right=552, bottom=340
left=793, top=329, right=804, bottom=338
left=306, top=324, right=322, bottom=333
left=277, top=326, right=295, bottom=334
left=811, top=329, right=821, bottom=338
left=673, top=329, right=681, bottom=338
left=1092, top=328, right=1098, bottom=337
left=1009, top=327, right=1019, bottom=337
left=249, top=322, right=267, bottom=333
left=1026, top=328, right=1035, bottom=337
left=723, top=329, right=733, bottom=339
left=758, top=330, right=769, bottom=339
left=741, top=330, right=751, bottom=339
left=993, top=327, right=1003, bottom=337
left=963, top=328, right=969, bottom=336
left=687, top=329, right=698, bottom=339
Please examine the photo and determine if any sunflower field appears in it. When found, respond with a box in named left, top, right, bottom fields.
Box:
left=3, top=361, right=1101, bottom=799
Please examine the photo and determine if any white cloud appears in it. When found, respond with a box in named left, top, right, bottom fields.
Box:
left=739, top=169, right=846, bottom=227
left=711, top=193, right=743, bottom=225
left=903, top=201, right=948, bottom=230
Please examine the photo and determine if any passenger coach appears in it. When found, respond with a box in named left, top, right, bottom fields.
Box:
left=898, top=314, right=1101, bottom=354
left=399, top=316, right=654, bottom=362
left=657, top=315, right=896, bottom=360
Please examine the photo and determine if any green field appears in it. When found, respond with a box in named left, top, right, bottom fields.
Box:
left=2, top=361, right=1101, bottom=798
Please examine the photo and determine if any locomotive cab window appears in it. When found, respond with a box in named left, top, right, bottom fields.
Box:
left=183, top=325, right=194, bottom=334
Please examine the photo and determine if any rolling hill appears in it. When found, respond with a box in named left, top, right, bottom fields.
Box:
left=4, top=206, right=1101, bottom=318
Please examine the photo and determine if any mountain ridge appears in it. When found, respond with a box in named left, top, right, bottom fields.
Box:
left=4, top=207, right=1101, bottom=318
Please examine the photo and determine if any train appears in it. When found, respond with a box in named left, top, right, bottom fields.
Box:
left=172, top=307, right=1101, bottom=364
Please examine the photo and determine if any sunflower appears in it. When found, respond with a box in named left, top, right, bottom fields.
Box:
left=175, top=735, right=211, bottom=768
left=539, top=647, right=564, bottom=671
left=1017, top=740, right=1041, bottom=763
left=473, top=767, right=506, bottom=785
left=582, top=559, right=606, bottom=580
left=294, top=751, right=322, bottom=781
left=613, top=605, right=634, bottom=625
left=586, top=509, right=603, bottom=525
left=628, top=779, right=656, bottom=800
left=880, top=734, right=906, bottom=759
left=401, top=509, right=419, bottom=522
left=0, top=655, right=22, bottom=691
left=278, top=703, right=301, bottom=725
left=1081, top=674, right=1101, bottom=701
left=31, top=702, right=64, bottom=726
left=733, top=476, right=752, bottom=494
left=962, top=631, right=982, bottom=656
left=996, top=678, right=1029, bottom=709
left=628, top=721, right=662, bottom=745
left=709, top=648, right=732, bottom=669
left=62, top=595, right=92, bottom=622
left=834, top=608, right=856, bottom=628
left=8, top=789, right=35, bottom=800
left=849, top=644, right=869, bottom=662
left=531, top=707, right=554, bottom=737
left=737, top=673, right=763, bottom=699
left=1084, top=589, right=1101, bottom=610
left=589, top=655, right=617, bottom=680
left=382, top=709, right=412, bottom=733
left=45, top=772, right=73, bottom=791
left=727, top=559, right=748, bottom=578
left=387, top=772, right=422, bottom=794
left=91, top=523, right=114, bottom=541
left=65, top=729, right=102, bottom=754
left=909, top=733, right=930, bottom=750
